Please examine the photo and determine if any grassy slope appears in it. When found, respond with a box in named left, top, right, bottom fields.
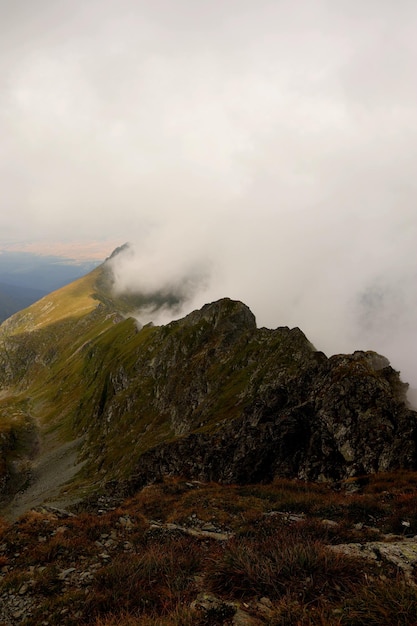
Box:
left=0, top=259, right=205, bottom=504
left=0, top=263, right=148, bottom=504
left=0, top=267, right=105, bottom=337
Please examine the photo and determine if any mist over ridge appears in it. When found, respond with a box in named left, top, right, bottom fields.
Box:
left=109, top=208, right=417, bottom=389
left=0, top=1, right=416, bottom=384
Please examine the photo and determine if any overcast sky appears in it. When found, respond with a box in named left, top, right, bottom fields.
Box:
left=1, top=0, right=417, bottom=386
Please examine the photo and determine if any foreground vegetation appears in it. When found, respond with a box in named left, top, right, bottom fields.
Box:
left=0, top=472, right=417, bottom=625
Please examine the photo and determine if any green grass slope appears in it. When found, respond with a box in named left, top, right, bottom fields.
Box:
left=0, top=257, right=180, bottom=504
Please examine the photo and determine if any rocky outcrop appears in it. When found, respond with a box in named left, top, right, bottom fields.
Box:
left=1, top=291, right=416, bottom=498
left=81, top=298, right=417, bottom=491
left=330, top=538, right=417, bottom=583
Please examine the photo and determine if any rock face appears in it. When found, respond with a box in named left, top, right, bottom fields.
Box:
left=1, top=292, right=416, bottom=499
left=78, top=297, right=416, bottom=490
left=125, top=347, right=416, bottom=489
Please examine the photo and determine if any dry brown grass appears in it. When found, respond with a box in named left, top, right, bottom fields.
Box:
left=0, top=472, right=416, bottom=625
left=206, top=526, right=366, bottom=602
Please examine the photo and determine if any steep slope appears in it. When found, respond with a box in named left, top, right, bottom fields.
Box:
left=0, top=252, right=179, bottom=509
left=66, top=299, right=416, bottom=494
left=0, top=253, right=416, bottom=515
left=0, top=264, right=113, bottom=508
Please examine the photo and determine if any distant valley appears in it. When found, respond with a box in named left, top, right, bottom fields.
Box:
left=0, top=250, right=100, bottom=322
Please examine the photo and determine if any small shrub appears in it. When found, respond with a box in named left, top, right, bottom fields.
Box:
left=206, top=528, right=362, bottom=602
left=86, top=536, right=202, bottom=620
left=0, top=554, right=9, bottom=567
left=26, top=533, right=93, bottom=565
left=364, top=471, right=417, bottom=495
left=33, top=564, right=62, bottom=596
left=128, top=484, right=175, bottom=521
left=383, top=493, right=417, bottom=535
left=0, top=570, right=30, bottom=593
left=24, top=589, right=85, bottom=626
left=266, top=593, right=339, bottom=626
left=92, top=605, right=198, bottom=625
left=342, top=577, right=417, bottom=625
left=343, top=497, right=385, bottom=525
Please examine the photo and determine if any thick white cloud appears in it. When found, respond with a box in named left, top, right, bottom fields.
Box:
left=1, top=0, right=417, bottom=385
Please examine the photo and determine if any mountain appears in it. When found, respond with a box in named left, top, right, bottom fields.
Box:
left=0, top=249, right=416, bottom=516
left=0, top=251, right=417, bottom=625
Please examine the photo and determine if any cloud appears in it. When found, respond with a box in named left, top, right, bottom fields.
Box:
left=1, top=1, right=416, bottom=385
left=110, top=199, right=417, bottom=387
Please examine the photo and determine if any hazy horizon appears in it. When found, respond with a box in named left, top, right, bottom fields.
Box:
left=1, top=1, right=416, bottom=385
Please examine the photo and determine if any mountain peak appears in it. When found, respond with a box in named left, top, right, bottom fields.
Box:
left=105, top=242, right=131, bottom=261
left=180, top=297, right=256, bottom=332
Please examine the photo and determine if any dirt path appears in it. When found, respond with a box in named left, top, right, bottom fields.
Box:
left=1, top=434, right=86, bottom=522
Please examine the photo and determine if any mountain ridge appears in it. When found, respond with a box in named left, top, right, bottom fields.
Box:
left=0, top=252, right=417, bottom=624
left=0, top=253, right=415, bottom=517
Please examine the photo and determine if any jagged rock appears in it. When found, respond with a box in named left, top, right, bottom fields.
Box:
left=191, top=592, right=236, bottom=620
left=40, top=296, right=413, bottom=496
left=330, top=538, right=417, bottom=582
left=233, top=608, right=262, bottom=625
left=116, top=320, right=417, bottom=489
left=1, top=287, right=417, bottom=505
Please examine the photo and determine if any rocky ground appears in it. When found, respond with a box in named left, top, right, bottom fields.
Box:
left=0, top=474, right=417, bottom=625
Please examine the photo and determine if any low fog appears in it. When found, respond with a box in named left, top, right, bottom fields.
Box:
left=109, top=207, right=417, bottom=388
left=1, top=1, right=416, bottom=386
